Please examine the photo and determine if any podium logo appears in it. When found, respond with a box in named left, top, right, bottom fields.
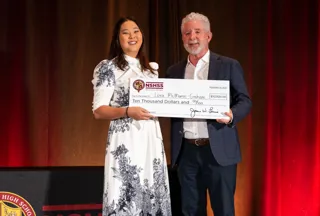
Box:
left=0, top=191, right=36, bottom=216
left=42, top=204, right=102, bottom=216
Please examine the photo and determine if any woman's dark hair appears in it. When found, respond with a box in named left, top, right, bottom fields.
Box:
left=108, top=16, right=155, bottom=73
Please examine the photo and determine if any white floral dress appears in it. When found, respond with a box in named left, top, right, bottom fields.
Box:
left=92, top=55, right=172, bottom=216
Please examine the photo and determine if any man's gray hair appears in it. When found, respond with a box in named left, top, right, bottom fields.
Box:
left=181, top=12, right=211, bottom=33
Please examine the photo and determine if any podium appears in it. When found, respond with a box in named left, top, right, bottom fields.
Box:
left=0, top=166, right=181, bottom=215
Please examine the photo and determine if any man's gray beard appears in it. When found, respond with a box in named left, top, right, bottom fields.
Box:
left=184, top=44, right=202, bottom=55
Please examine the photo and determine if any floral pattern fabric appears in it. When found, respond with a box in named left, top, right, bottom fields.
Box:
left=92, top=55, right=171, bottom=216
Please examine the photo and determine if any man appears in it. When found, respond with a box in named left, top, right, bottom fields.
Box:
left=166, top=12, right=252, bottom=216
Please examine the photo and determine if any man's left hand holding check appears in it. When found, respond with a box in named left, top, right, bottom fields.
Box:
left=216, top=109, right=233, bottom=124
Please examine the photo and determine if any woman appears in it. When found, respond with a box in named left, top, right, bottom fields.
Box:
left=91, top=17, right=172, bottom=216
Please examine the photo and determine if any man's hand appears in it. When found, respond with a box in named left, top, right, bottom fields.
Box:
left=216, top=109, right=233, bottom=124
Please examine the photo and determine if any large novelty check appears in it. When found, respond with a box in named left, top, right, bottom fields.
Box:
left=129, top=78, right=230, bottom=119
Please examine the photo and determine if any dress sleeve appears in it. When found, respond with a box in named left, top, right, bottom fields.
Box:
left=149, top=62, right=159, bottom=78
left=91, top=59, right=116, bottom=112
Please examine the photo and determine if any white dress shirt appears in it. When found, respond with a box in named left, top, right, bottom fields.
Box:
left=183, top=50, right=210, bottom=139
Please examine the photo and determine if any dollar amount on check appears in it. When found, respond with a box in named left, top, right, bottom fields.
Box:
left=129, top=78, right=230, bottom=119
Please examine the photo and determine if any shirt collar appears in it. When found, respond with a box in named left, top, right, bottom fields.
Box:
left=187, top=49, right=210, bottom=65
left=124, top=54, right=140, bottom=66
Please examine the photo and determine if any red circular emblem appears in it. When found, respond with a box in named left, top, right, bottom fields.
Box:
left=0, top=191, right=36, bottom=216
left=133, top=79, right=145, bottom=92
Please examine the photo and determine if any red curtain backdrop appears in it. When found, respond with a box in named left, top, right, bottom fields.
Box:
left=1, top=0, right=319, bottom=215
left=262, top=0, right=320, bottom=215
left=0, top=0, right=30, bottom=166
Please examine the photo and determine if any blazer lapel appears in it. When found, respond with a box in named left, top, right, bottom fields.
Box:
left=208, top=52, right=221, bottom=80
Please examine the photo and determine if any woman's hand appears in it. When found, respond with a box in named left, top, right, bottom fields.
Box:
left=127, top=107, right=154, bottom=120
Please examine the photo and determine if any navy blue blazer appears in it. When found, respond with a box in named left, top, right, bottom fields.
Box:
left=166, top=51, right=252, bottom=167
